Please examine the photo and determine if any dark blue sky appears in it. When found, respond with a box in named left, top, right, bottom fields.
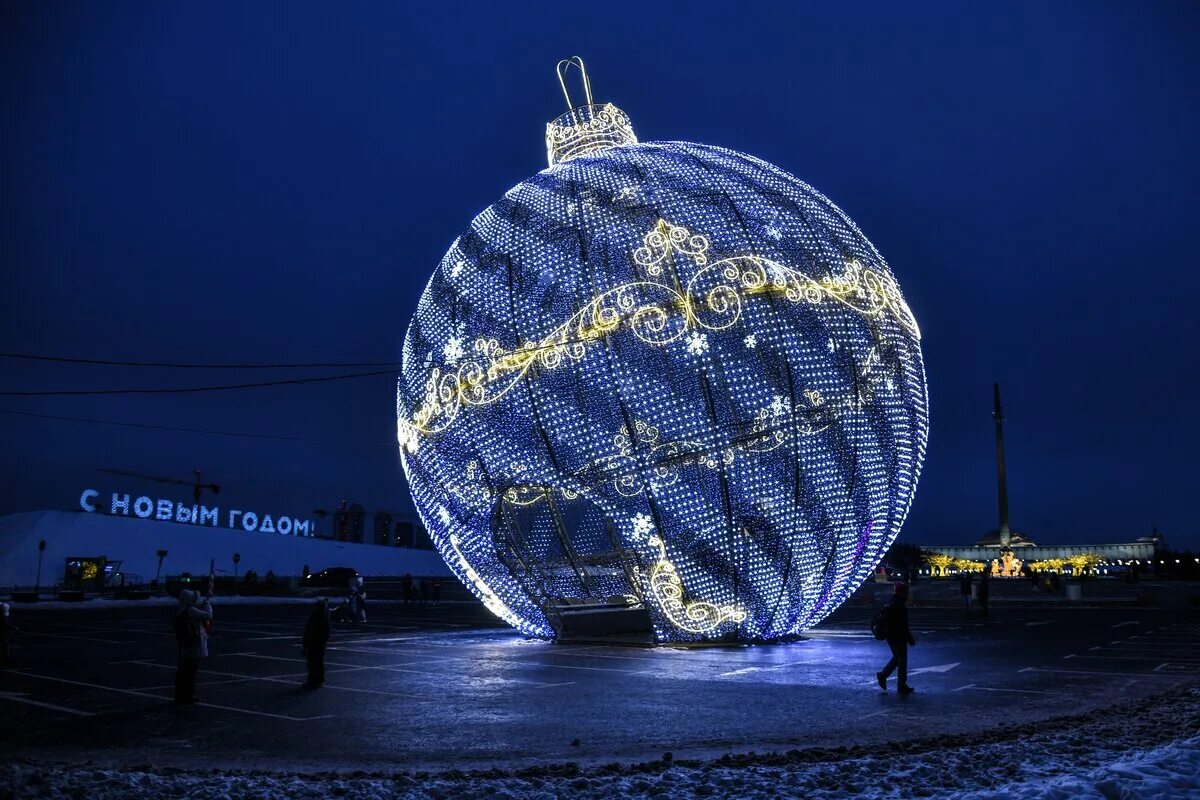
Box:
left=2, top=2, right=1198, bottom=549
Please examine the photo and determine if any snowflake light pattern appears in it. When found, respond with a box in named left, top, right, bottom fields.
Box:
left=398, top=76, right=928, bottom=643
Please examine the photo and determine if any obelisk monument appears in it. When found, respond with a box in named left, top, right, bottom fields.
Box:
left=993, top=382, right=1012, bottom=547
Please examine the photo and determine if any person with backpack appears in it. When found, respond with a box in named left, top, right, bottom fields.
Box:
left=875, top=582, right=917, bottom=695
left=173, top=588, right=212, bottom=705
left=301, top=598, right=331, bottom=688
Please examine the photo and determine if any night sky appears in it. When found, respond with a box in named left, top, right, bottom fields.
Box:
left=2, top=2, right=1197, bottom=549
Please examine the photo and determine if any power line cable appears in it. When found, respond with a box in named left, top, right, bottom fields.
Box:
left=0, top=368, right=397, bottom=397
left=0, top=352, right=403, bottom=369
left=0, top=408, right=399, bottom=448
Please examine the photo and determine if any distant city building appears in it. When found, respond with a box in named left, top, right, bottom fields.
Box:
left=374, top=511, right=393, bottom=546
left=333, top=502, right=366, bottom=543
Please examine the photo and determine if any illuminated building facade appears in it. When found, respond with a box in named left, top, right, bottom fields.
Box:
left=919, top=386, right=1161, bottom=575
left=397, top=60, right=928, bottom=641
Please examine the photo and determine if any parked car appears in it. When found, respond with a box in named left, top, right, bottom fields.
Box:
left=304, top=567, right=359, bottom=588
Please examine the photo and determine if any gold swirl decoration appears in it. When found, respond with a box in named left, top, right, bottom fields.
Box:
left=633, top=221, right=709, bottom=274
left=402, top=219, right=920, bottom=444
left=584, top=413, right=799, bottom=499
left=647, top=534, right=746, bottom=634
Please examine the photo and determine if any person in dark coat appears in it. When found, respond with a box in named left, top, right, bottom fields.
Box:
left=958, top=572, right=973, bottom=615
left=353, top=577, right=367, bottom=623
left=876, top=583, right=917, bottom=694
left=0, top=601, right=14, bottom=668
left=978, top=570, right=991, bottom=617
left=302, top=598, right=331, bottom=688
left=173, top=589, right=213, bottom=704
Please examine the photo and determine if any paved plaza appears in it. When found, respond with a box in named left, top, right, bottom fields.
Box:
left=2, top=583, right=1197, bottom=772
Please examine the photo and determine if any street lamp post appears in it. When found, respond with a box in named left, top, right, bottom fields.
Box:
left=35, top=539, right=46, bottom=593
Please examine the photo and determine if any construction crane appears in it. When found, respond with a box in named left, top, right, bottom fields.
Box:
left=98, top=467, right=220, bottom=505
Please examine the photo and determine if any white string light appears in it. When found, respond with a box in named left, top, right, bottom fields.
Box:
left=398, top=87, right=928, bottom=642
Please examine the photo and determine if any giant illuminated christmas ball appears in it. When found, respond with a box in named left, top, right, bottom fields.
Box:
left=398, top=66, right=927, bottom=642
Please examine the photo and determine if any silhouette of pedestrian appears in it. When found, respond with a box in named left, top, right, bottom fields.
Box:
left=432, top=579, right=442, bottom=606
left=0, top=601, right=14, bottom=668
left=959, top=572, right=973, bottom=615
left=876, top=583, right=916, bottom=695
left=353, top=577, right=367, bottom=623
left=419, top=577, right=430, bottom=605
left=978, top=570, right=991, bottom=617
left=402, top=573, right=414, bottom=606
left=302, top=598, right=331, bottom=688
left=173, top=589, right=212, bottom=704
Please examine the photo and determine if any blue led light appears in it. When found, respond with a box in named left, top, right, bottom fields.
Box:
left=398, top=98, right=927, bottom=642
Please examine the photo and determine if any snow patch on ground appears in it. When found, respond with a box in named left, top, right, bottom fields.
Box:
left=6, top=688, right=1199, bottom=799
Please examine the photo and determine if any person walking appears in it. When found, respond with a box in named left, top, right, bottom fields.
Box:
left=353, top=577, right=367, bottom=623
left=173, top=589, right=212, bottom=704
left=0, top=601, right=15, bottom=668
left=876, top=583, right=917, bottom=695
left=402, top=573, right=414, bottom=606
left=978, top=570, right=991, bottom=618
left=302, top=598, right=331, bottom=688
left=959, top=571, right=973, bottom=615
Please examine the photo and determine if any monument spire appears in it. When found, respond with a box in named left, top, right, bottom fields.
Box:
left=993, top=382, right=1011, bottom=546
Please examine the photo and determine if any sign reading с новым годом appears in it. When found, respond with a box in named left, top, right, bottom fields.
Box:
left=78, top=489, right=316, bottom=536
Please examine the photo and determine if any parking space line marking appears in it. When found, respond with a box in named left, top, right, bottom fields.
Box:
left=131, top=677, right=260, bottom=691
left=1025, top=620, right=1055, bottom=627
left=324, top=642, right=657, bottom=676
left=1097, top=643, right=1200, bottom=652
left=21, top=631, right=133, bottom=644
left=1067, top=654, right=1200, bottom=664
left=0, top=690, right=97, bottom=716
left=1019, top=666, right=1186, bottom=679
left=129, top=665, right=377, bottom=692
left=952, top=684, right=1071, bottom=697
left=8, top=672, right=333, bottom=721
left=1111, top=621, right=1141, bottom=629
left=235, top=651, right=579, bottom=689
left=127, top=660, right=329, bottom=682
left=241, top=629, right=424, bottom=642
left=324, top=645, right=659, bottom=677
left=719, top=659, right=831, bottom=677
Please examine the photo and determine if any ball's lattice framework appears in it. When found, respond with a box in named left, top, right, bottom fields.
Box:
left=398, top=88, right=927, bottom=642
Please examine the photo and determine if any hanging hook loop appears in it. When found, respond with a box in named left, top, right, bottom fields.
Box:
left=556, top=56, right=594, bottom=110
